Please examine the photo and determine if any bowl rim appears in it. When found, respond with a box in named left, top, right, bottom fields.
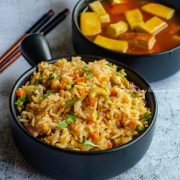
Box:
left=9, top=55, right=158, bottom=155
left=72, top=0, right=180, bottom=57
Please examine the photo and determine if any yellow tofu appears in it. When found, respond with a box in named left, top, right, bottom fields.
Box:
left=172, top=35, right=180, bottom=43
left=89, top=1, right=106, bottom=14
left=142, top=3, right=175, bottom=20
left=94, top=35, right=128, bottom=53
left=110, top=0, right=127, bottom=4
left=125, top=9, right=144, bottom=30
left=107, top=21, right=128, bottom=37
left=80, top=12, right=101, bottom=36
left=89, top=1, right=110, bottom=23
left=100, top=13, right=111, bottom=23
left=136, top=16, right=168, bottom=35
left=120, top=32, right=156, bottom=50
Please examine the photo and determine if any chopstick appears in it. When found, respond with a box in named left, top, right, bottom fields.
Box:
left=0, top=9, right=55, bottom=64
left=0, top=49, right=20, bottom=73
left=0, top=8, right=70, bottom=73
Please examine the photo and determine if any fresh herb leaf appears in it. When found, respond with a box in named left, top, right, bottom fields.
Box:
left=83, top=139, right=98, bottom=147
left=83, top=66, right=90, bottom=71
left=106, top=62, right=112, bottom=67
left=57, top=120, right=68, bottom=128
left=67, top=114, right=76, bottom=124
left=142, top=111, right=152, bottom=121
left=49, top=73, right=58, bottom=79
left=86, top=73, right=93, bottom=80
left=33, top=79, right=41, bottom=85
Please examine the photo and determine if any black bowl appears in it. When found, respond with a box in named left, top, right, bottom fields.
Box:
left=9, top=34, right=158, bottom=179
left=72, top=0, right=180, bottom=82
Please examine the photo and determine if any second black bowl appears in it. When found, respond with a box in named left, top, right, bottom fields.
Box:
left=72, top=0, right=180, bottom=82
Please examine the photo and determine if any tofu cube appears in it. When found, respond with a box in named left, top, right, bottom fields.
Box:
left=136, top=16, right=168, bottom=35
left=89, top=1, right=110, bottom=23
left=173, top=35, right=180, bottom=43
left=94, top=35, right=128, bottom=53
left=142, top=3, right=175, bottom=20
left=100, top=13, right=111, bottom=23
left=120, top=32, right=156, bottom=50
left=107, top=21, right=128, bottom=37
left=125, top=9, right=144, bottom=30
left=89, top=1, right=106, bottom=14
left=80, top=12, right=101, bottom=36
left=110, top=0, right=127, bottom=4
left=172, top=30, right=180, bottom=43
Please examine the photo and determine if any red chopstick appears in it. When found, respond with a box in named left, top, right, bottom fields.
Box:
left=0, top=8, right=70, bottom=73
left=0, top=49, right=21, bottom=73
left=0, top=9, right=55, bottom=64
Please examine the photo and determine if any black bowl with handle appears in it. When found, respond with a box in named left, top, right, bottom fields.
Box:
left=72, top=0, right=180, bottom=82
left=9, top=34, right=158, bottom=179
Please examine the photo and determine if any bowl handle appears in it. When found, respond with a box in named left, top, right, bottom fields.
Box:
left=20, top=33, right=53, bottom=67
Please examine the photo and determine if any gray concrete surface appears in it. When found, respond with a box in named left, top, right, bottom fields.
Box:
left=0, top=0, right=180, bottom=179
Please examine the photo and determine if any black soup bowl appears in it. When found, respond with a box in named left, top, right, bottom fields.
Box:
left=9, top=34, right=158, bottom=179
left=72, top=0, right=180, bottom=82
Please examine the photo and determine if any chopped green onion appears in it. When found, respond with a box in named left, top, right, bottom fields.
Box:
left=83, top=139, right=98, bottom=147
left=29, top=90, right=35, bottom=96
left=66, top=99, right=76, bottom=107
left=33, top=79, right=41, bottom=85
left=142, top=111, right=152, bottom=121
left=115, top=70, right=126, bottom=77
left=67, top=114, right=76, bottom=124
left=83, top=66, right=90, bottom=71
left=57, top=120, right=68, bottom=128
left=123, top=80, right=129, bottom=88
left=65, top=84, right=72, bottom=91
left=17, top=105, right=24, bottom=112
left=49, top=73, right=58, bottom=79
left=15, top=97, right=27, bottom=105
left=43, top=92, right=52, bottom=98
left=106, top=62, right=112, bottom=67
left=129, top=92, right=139, bottom=98
left=15, top=97, right=27, bottom=112
left=137, top=126, right=145, bottom=132
left=86, top=73, right=93, bottom=80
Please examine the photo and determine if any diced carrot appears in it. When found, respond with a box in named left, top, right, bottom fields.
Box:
left=110, top=4, right=130, bottom=14
left=16, top=89, right=26, bottom=97
left=92, top=71, right=99, bottom=78
left=75, top=77, right=86, bottom=83
left=89, top=98, right=96, bottom=106
left=128, top=121, right=136, bottom=128
left=59, top=81, right=66, bottom=90
left=100, top=77, right=109, bottom=83
left=89, top=132, right=99, bottom=141
left=110, top=88, right=117, bottom=96
left=87, top=120, right=96, bottom=125
left=79, top=89, right=86, bottom=96
left=108, top=143, right=113, bottom=149
left=72, top=73, right=79, bottom=80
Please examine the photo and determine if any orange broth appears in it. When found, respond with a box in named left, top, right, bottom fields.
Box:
left=86, top=0, right=180, bottom=54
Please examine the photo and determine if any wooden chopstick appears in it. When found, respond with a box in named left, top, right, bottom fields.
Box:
left=0, top=49, right=21, bottom=73
left=0, top=8, right=70, bottom=72
left=39, top=8, right=70, bottom=35
left=0, top=9, right=55, bottom=64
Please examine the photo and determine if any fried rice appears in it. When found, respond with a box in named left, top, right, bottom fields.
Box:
left=15, top=57, right=151, bottom=151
